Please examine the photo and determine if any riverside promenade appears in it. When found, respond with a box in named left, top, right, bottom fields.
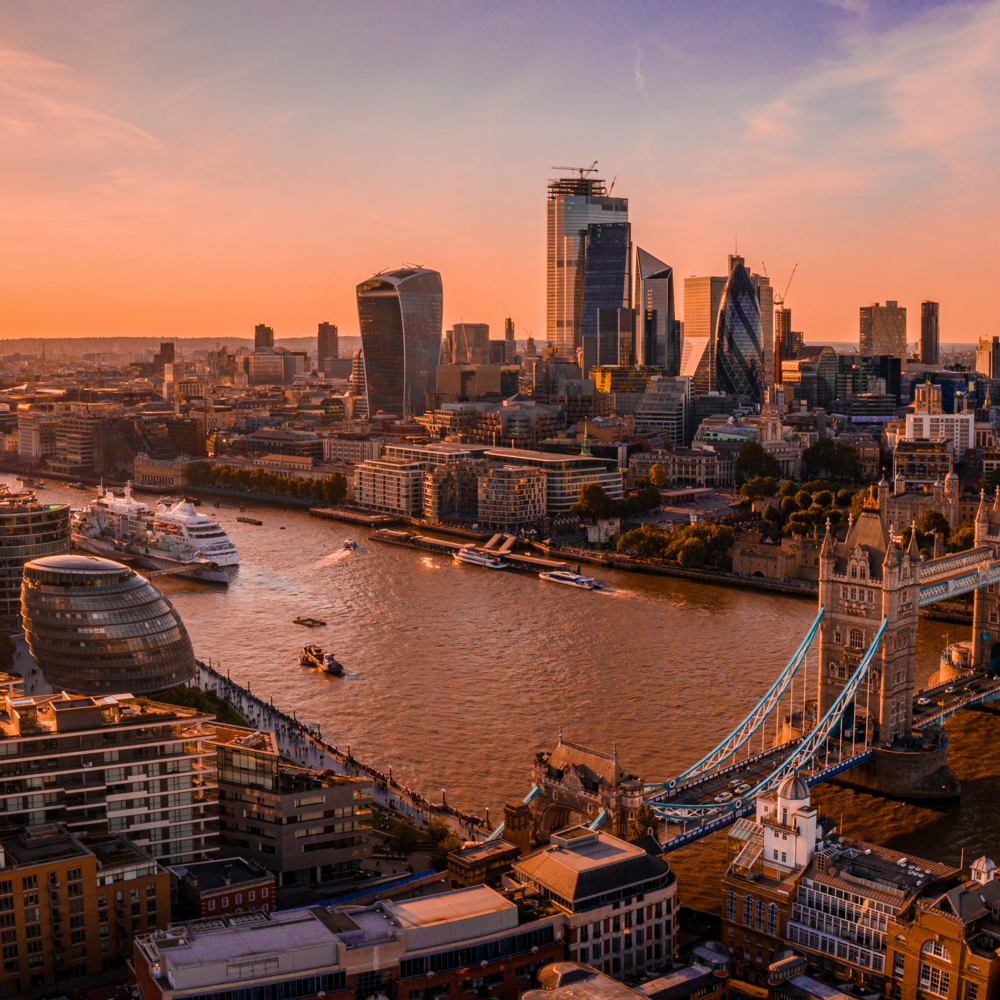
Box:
left=192, top=659, right=490, bottom=841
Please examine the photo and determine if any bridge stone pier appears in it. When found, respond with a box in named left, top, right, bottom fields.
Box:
left=971, top=489, right=1000, bottom=674
left=502, top=737, right=643, bottom=853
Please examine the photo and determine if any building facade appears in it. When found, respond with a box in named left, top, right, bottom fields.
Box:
left=635, top=248, right=678, bottom=374
left=920, top=302, right=940, bottom=366
left=547, top=173, right=628, bottom=355
left=681, top=276, right=726, bottom=394
left=716, top=257, right=763, bottom=401
left=860, top=302, right=907, bottom=359
left=357, top=267, right=443, bottom=416
left=353, top=458, right=425, bottom=516
left=477, top=465, right=547, bottom=529
left=318, top=322, right=338, bottom=374
left=0, top=691, right=217, bottom=865
left=168, top=857, right=276, bottom=918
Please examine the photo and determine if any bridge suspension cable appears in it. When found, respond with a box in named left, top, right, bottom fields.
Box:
left=484, top=783, right=540, bottom=842
left=648, top=608, right=823, bottom=793
left=651, top=617, right=887, bottom=822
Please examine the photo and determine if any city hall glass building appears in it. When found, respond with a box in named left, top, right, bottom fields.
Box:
left=356, top=267, right=443, bottom=416
left=715, top=258, right=763, bottom=400
left=22, top=555, right=195, bottom=695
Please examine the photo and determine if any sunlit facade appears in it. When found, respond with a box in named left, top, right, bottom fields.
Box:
left=715, top=259, right=763, bottom=400
left=356, top=267, right=443, bottom=416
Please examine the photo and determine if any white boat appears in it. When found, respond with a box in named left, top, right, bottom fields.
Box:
left=539, top=570, right=603, bottom=590
left=453, top=544, right=507, bottom=569
left=70, top=484, right=239, bottom=584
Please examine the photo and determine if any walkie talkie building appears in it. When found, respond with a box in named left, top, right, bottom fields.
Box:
left=356, top=267, right=443, bottom=416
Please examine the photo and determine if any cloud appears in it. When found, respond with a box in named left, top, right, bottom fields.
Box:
left=634, top=43, right=645, bottom=92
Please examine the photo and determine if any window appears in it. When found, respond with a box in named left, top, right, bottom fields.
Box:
left=262, top=887, right=268, bottom=898
left=919, top=963, right=949, bottom=996
left=208, top=900, right=215, bottom=911
left=222, top=897, right=229, bottom=907
left=767, top=904, right=777, bottom=936
left=236, top=894, right=242, bottom=904
left=966, top=983, right=979, bottom=1000
left=893, top=952, right=904, bottom=976
left=726, top=890, right=735, bottom=922
left=743, top=894, right=753, bottom=926
left=755, top=899, right=765, bottom=931
left=249, top=891, right=255, bottom=901
left=922, top=940, right=951, bottom=962
left=579, top=946, right=588, bottom=963
left=773, top=849, right=779, bottom=861
left=849, top=628, right=864, bottom=648
left=579, top=925, right=588, bottom=943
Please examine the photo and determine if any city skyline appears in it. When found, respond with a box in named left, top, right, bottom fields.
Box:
left=1, top=2, right=996, bottom=343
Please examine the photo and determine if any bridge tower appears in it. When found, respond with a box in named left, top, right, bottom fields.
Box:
left=972, top=490, right=1000, bottom=672
left=817, top=508, right=919, bottom=743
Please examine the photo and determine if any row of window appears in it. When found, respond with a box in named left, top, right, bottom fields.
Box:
left=207, top=887, right=269, bottom=911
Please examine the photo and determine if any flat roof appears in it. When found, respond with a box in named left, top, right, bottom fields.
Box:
left=385, top=885, right=514, bottom=930
left=484, top=447, right=614, bottom=466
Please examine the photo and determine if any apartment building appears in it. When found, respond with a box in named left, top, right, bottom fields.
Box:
left=0, top=692, right=218, bottom=866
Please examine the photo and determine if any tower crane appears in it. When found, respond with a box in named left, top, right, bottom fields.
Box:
left=550, top=161, right=599, bottom=179
left=775, top=263, right=798, bottom=309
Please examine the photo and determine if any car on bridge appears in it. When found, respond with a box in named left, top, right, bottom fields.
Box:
left=715, top=791, right=733, bottom=803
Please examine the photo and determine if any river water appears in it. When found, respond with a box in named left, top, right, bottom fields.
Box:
left=27, top=480, right=1000, bottom=911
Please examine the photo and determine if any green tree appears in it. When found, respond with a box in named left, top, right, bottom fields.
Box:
left=779, top=479, right=799, bottom=498
left=392, top=820, right=420, bottom=856
left=850, top=486, right=876, bottom=521
left=801, top=439, right=863, bottom=482
left=649, top=463, right=667, bottom=488
left=571, top=483, right=614, bottom=520
left=0, top=632, right=14, bottom=675
left=916, top=510, right=951, bottom=538
left=836, top=489, right=854, bottom=508
left=734, top=442, right=783, bottom=486
left=185, top=461, right=212, bottom=487
left=949, top=522, right=975, bottom=553
left=780, top=496, right=797, bottom=517
left=325, top=473, right=348, bottom=504
left=677, top=537, right=708, bottom=568
left=740, top=476, right=778, bottom=503
left=814, top=490, right=833, bottom=508
left=762, top=504, right=782, bottom=525
left=628, top=802, right=659, bottom=841
left=430, top=830, right=465, bottom=871
left=795, top=490, right=813, bottom=511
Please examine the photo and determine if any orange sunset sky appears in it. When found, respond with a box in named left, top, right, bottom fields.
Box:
left=1, top=1, right=998, bottom=345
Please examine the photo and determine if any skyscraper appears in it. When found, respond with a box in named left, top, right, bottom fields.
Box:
left=356, top=267, right=443, bottom=416
left=859, top=301, right=906, bottom=358
left=255, top=324, right=274, bottom=350
left=452, top=323, right=490, bottom=364
left=715, top=256, right=763, bottom=399
left=504, top=317, right=516, bottom=362
left=318, top=322, right=338, bottom=373
left=546, top=171, right=628, bottom=354
left=752, top=271, right=774, bottom=390
left=580, top=222, right=632, bottom=343
left=921, top=301, right=940, bottom=365
left=681, top=275, right=727, bottom=394
left=773, top=308, right=804, bottom=383
left=635, top=248, right=678, bottom=374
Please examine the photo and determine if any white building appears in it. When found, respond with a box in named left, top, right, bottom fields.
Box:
left=904, top=411, right=974, bottom=460
left=353, top=458, right=424, bottom=516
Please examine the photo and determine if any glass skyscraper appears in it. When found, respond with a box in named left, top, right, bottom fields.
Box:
left=546, top=173, right=628, bottom=355
left=580, top=222, right=631, bottom=343
left=635, top=248, right=678, bottom=374
left=715, top=258, right=763, bottom=400
left=356, top=267, right=443, bottom=416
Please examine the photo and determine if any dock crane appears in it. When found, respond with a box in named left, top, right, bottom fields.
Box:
left=550, top=161, right=599, bottom=179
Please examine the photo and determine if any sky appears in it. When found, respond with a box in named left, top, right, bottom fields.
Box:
left=1, top=1, right=998, bottom=345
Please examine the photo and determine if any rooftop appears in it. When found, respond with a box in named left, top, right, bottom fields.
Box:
left=167, top=857, right=274, bottom=892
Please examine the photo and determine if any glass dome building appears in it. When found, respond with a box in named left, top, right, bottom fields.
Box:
left=21, top=554, right=195, bottom=695
left=715, top=260, right=763, bottom=400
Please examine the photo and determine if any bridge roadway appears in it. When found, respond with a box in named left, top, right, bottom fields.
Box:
left=913, top=671, right=1000, bottom=729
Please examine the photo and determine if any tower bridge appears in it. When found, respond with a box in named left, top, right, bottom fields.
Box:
left=501, top=495, right=1000, bottom=853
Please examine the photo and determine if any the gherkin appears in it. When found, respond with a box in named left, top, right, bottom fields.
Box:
left=715, top=261, right=763, bottom=399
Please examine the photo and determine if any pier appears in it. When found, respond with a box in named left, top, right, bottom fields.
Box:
left=370, top=528, right=572, bottom=573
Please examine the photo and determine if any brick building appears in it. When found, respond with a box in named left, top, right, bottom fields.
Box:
left=167, top=856, right=275, bottom=919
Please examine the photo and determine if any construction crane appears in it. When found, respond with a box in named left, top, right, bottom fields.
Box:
left=550, top=161, right=598, bottom=179
left=775, top=263, right=798, bottom=308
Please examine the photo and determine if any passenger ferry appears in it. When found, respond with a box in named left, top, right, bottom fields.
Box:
left=452, top=544, right=507, bottom=570
left=71, top=484, right=239, bottom=583
left=538, top=570, right=604, bottom=590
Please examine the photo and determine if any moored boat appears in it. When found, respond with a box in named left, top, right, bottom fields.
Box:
left=453, top=544, right=506, bottom=569
left=539, top=570, right=603, bottom=590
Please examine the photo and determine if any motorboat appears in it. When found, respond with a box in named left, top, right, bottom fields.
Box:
left=453, top=544, right=506, bottom=569
left=539, top=570, right=603, bottom=590
left=343, top=539, right=358, bottom=551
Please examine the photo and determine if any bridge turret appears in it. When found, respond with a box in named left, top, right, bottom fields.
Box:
left=878, top=474, right=889, bottom=517
left=907, top=520, right=921, bottom=561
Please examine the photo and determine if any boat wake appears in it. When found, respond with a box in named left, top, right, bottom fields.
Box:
left=315, top=549, right=354, bottom=568
left=420, top=556, right=439, bottom=569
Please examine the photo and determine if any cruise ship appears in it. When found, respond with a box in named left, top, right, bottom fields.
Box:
left=71, top=485, right=239, bottom=583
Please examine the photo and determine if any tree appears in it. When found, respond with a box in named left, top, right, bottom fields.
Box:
left=649, top=463, right=667, bottom=488
left=779, top=479, right=799, bottom=498
left=734, top=442, right=783, bottom=486
left=949, top=522, right=975, bottom=553
left=762, top=504, right=782, bottom=525
left=185, top=461, right=212, bottom=487
left=795, top=490, right=813, bottom=511
left=740, top=476, right=778, bottom=503
left=801, top=438, right=863, bottom=482
left=0, top=632, right=14, bottom=675
left=571, top=483, right=614, bottom=520
left=836, top=489, right=854, bottom=508
left=814, top=490, right=833, bottom=508
left=430, top=830, right=465, bottom=871
left=677, top=537, right=707, bottom=568
left=850, top=486, right=876, bottom=521
left=916, top=509, right=951, bottom=539
left=325, top=473, right=348, bottom=503
left=780, top=496, right=797, bottom=517
left=628, top=802, right=659, bottom=841
left=392, top=820, right=420, bottom=856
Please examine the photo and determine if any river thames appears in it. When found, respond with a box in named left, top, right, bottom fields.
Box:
left=30, top=480, right=1000, bottom=911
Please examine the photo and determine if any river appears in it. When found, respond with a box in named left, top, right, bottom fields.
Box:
left=25, top=480, right=1000, bottom=911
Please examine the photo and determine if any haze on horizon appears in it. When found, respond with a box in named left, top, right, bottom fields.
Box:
left=1, top=1, right=997, bottom=346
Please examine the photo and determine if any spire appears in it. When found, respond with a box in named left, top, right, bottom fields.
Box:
left=993, top=486, right=1000, bottom=514
left=977, top=488, right=988, bottom=523
left=821, top=518, right=834, bottom=557
left=908, top=519, right=921, bottom=561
